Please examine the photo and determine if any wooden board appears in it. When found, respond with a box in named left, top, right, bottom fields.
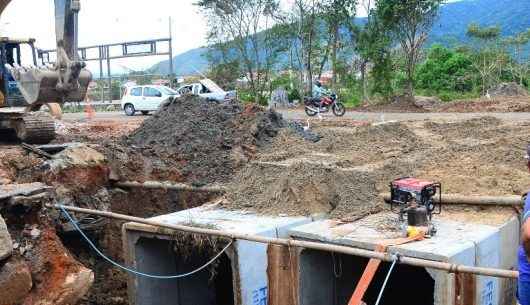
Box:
left=267, top=244, right=300, bottom=305
left=0, top=183, right=51, bottom=200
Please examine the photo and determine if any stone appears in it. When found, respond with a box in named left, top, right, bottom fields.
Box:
left=30, top=228, right=41, bottom=239
left=489, top=82, right=529, bottom=97
left=44, top=144, right=109, bottom=193
left=268, top=87, right=290, bottom=109
left=0, top=215, right=12, bottom=261
left=414, top=96, right=441, bottom=110
left=24, top=229, right=94, bottom=305
left=0, top=260, right=33, bottom=305
left=47, top=144, right=106, bottom=171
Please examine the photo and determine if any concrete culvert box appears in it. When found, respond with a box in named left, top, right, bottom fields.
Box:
left=288, top=211, right=519, bottom=305
left=298, top=249, right=434, bottom=305
left=122, top=204, right=313, bottom=305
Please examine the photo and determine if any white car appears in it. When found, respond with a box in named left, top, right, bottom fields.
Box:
left=177, top=79, right=236, bottom=102
left=121, top=85, right=178, bottom=116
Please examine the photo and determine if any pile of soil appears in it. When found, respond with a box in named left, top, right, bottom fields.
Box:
left=489, top=82, right=529, bottom=97
left=223, top=162, right=381, bottom=219
left=433, top=96, right=530, bottom=113
left=222, top=116, right=530, bottom=220
left=106, top=96, right=287, bottom=184
left=423, top=116, right=503, bottom=140
left=354, top=95, right=429, bottom=113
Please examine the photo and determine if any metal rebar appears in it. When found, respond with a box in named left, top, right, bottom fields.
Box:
left=50, top=204, right=519, bottom=279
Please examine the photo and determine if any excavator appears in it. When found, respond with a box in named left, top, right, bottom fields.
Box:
left=0, top=0, right=91, bottom=144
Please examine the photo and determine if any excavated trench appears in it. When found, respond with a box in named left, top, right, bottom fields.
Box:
left=3, top=94, right=530, bottom=305
left=59, top=187, right=220, bottom=305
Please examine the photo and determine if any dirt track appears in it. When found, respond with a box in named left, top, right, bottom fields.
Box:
left=64, top=110, right=530, bottom=124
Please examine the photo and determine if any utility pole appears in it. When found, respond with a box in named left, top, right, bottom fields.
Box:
left=168, top=16, right=174, bottom=79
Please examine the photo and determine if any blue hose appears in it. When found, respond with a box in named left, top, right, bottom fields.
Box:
left=59, top=205, right=233, bottom=280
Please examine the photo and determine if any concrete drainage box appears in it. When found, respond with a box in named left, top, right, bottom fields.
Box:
left=122, top=204, right=312, bottom=305
left=288, top=212, right=519, bottom=305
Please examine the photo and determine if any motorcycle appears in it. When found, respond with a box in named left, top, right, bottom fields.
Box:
left=304, top=92, right=346, bottom=117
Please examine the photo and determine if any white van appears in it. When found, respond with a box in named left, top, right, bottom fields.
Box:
left=121, top=85, right=178, bottom=116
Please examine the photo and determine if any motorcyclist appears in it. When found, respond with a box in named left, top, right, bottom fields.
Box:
left=312, top=81, right=328, bottom=107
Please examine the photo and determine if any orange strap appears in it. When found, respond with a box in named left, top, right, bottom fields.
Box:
left=347, top=234, right=425, bottom=305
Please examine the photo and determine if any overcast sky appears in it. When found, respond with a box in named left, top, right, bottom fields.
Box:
left=0, top=0, right=371, bottom=73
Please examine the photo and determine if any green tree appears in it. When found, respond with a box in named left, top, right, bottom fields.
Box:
left=320, top=0, right=358, bottom=87
left=198, top=0, right=281, bottom=103
left=416, top=44, right=474, bottom=92
left=207, top=60, right=241, bottom=90
left=504, top=29, right=530, bottom=86
left=466, top=23, right=505, bottom=95
left=375, top=0, right=444, bottom=98
left=355, top=5, right=394, bottom=98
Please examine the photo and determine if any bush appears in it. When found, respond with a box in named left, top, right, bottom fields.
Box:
left=416, top=44, right=474, bottom=93
left=238, top=89, right=268, bottom=105
left=338, top=87, right=362, bottom=107
left=288, top=88, right=301, bottom=102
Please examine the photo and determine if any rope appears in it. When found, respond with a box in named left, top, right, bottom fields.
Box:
left=374, top=256, right=399, bottom=305
left=59, top=205, right=233, bottom=280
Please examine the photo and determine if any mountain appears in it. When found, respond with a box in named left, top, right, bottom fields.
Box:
left=150, top=47, right=210, bottom=76
left=429, top=0, right=530, bottom=45
left=151, top=0, right=530, bottom=76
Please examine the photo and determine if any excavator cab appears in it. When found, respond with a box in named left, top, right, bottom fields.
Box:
left=0, top=0, right=92, bottom=144
left=0, top=37, right=38, bottom=107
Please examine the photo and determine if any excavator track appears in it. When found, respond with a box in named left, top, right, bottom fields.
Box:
left=14, top=112, right=56, bottom=144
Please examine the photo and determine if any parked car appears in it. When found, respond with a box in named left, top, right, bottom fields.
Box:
left=121, top=85, right=178, bottom=116
left=177, top=79, right=236, bottom=102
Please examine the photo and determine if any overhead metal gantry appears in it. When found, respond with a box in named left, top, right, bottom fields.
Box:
left=38, top=37, right=174, bottom=102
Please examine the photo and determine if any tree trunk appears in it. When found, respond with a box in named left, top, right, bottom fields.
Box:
left=305, top=18, right=315, bottom=96
left=318, top=45, right=330, bottom=79
left=360, top=60, right=368, bottom=102
left=406, top=62, right=414, bottom=99
left=331, top=24, right=339, bottom=88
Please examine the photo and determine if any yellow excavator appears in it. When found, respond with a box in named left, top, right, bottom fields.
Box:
left=0, top=0, right=91, bottom=144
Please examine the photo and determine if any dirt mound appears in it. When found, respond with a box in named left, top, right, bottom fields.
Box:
left=424, top=116, right=503, bottom=140
left=489, top=82, right=529, bottom=97
left=258, top=121, right=429, bottom=168
left=432, top=97, right=530, bottom=113
left=354, top=95, right=429, bottom=113
left=110, top=96, right=286, bottom=184
left=223, top=162, right=381, bottom=219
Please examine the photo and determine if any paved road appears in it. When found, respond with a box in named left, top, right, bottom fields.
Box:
left=62, top=110, right=530, bottom=123
left=62, top=112, right=145, bottom=122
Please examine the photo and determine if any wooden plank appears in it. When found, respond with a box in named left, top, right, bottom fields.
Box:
left=267, top=244, right=299, bottom=305
left=455, top=273, right=477, bottom=305
left=0, top=183, right=51, bottom=200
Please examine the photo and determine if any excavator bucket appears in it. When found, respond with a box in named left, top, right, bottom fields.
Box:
left=6, top=64, right=92, bottom=105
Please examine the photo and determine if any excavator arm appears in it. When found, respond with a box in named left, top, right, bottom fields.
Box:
left=1, top=0, right=91, bottom=106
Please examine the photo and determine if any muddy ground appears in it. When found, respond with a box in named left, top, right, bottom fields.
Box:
left=222, top=116, right=530, bottom=219
left=354, top=95, right=530, bottom=113
left=2, top=96, right=530, bottom=304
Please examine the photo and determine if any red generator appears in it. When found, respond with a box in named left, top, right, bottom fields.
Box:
left=389, top=177, right=442, bottom=236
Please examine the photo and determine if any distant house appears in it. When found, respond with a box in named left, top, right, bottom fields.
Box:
left=319, top=71, right=334, bottom=85
left=152, top=79, right=170, bottom=86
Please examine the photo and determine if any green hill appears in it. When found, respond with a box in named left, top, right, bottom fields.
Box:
left=152, top=0, right=530, bottom=76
